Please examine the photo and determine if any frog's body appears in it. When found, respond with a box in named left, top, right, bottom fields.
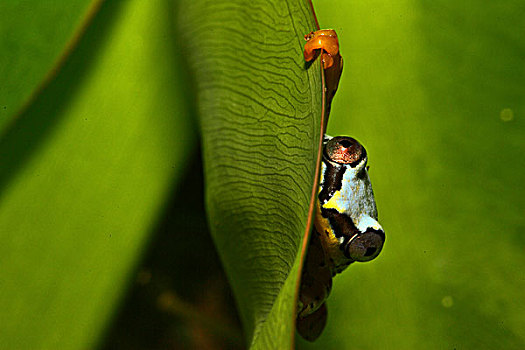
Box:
left=315, top=135, right=385, bottom=275
left=297, top=136, right=385, bottom=341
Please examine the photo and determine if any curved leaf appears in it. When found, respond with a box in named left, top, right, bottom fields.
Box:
left=299, top=0, right=525, bottom=349
left=0, top=0, right=99, bottom=132
left=0, top=1, right=195, bottom=348
left=178, top=1, right=322, bottom=348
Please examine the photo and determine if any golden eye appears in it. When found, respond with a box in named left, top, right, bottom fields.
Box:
left=345, top=229, right=385, bottom=262
left=324, top=136, right=367, bottom=167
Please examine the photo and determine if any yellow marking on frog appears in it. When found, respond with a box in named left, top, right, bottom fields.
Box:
left=320, top=188, right=347, bottom=213
left=314, top=201, right=345, bottom=267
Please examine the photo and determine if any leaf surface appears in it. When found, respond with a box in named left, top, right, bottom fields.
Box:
left=178, top=1, right=322, bottom=348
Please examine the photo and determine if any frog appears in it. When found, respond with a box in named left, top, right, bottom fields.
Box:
left=297, top=30, right=385, bottom=342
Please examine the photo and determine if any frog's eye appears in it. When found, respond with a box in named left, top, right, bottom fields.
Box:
left=324, top=136, right=367, bottom=168
left=345, top=229, right=385, bottom=262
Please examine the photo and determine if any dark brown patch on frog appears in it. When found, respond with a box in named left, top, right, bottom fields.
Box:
left=320, top=207, right=360, bottom=259
left=320, top=208, right=359, bottom=239
left=318, top=161, right=345, bottom=204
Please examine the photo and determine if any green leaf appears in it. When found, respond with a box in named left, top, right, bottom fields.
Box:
left=178, top=0, right=322, bottom=348
left=0, top=1, right=195, bottom=349
left=299, top=0, right=525, bottom=349
left=0, top=0, right=97, bottom=132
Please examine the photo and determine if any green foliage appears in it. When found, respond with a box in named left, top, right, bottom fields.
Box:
left=1, top=0, right=321, bottom=348
left=0, top=1, right=195, bottom=348
left=177, top=1, right=321, bottom=348
left=2, top=0, right=524, bottom=349
left=299, top=1, right=525, bottom=349
left=0, top=0, right=94, bottom=131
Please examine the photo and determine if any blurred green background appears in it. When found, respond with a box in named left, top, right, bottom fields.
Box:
left=1, top=0, right=524, bottom=349
left=299, top=0, right=525, bottom=349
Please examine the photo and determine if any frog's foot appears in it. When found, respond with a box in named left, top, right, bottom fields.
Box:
left=296, top=302, right=328, bottom=342
left=304, top=29, right=339, bottom=69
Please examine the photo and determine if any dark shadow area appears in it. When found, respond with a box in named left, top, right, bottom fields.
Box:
left=0, top=0, right=126, bottom=198
left=100, top=149, right=245, bottom=350
left=96, top=1, right=244, bottom=348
